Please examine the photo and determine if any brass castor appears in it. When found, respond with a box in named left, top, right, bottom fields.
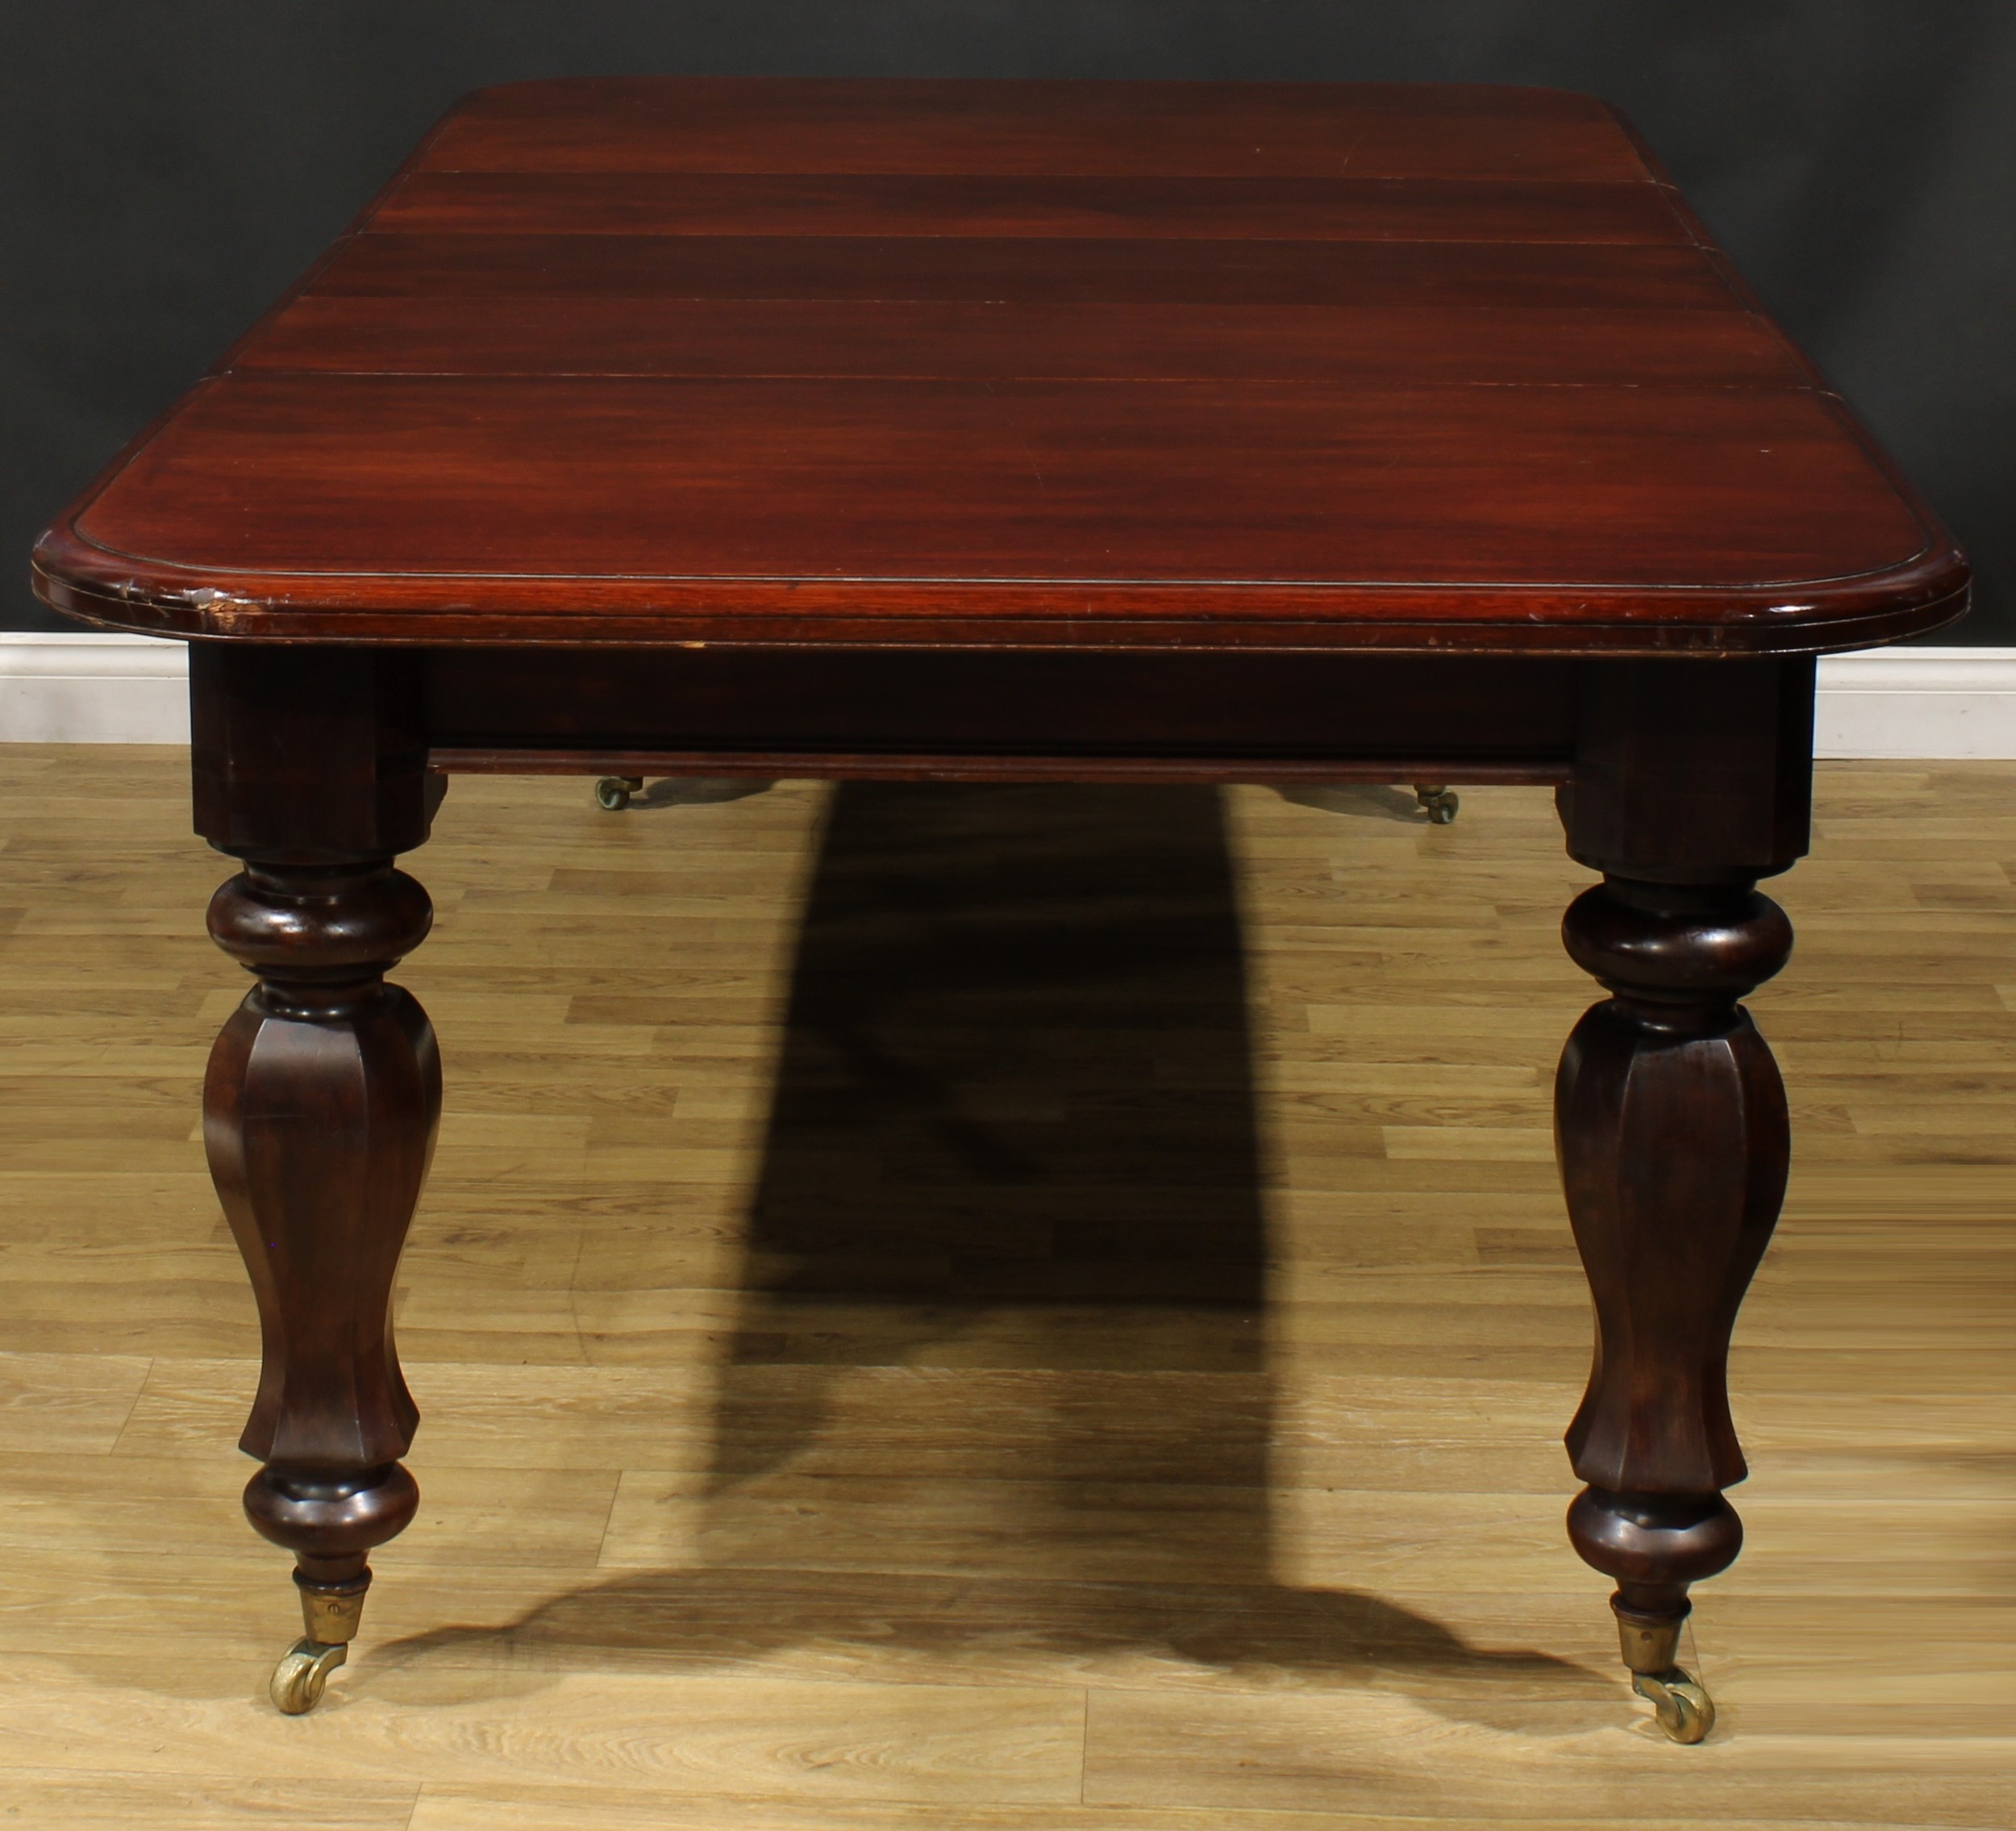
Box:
left=1633, top=1666, right=1716, bottom=1744
left=1414, top=783, right=1459, bottom=824
left=595, top=775, right=644, bottom=811
left=271, top=1637, right=348, bottom=1714
left=1616, top=1606, right=1716, bottom=1744
left=269, top=1573, right=369, bottom=1716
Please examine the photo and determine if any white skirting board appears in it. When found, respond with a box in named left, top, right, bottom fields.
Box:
left=1810, top=648, right=2016, bottom=759
left=0, top=633, right=193, bottom=743
left=3, top=632, right=2016, bottom=759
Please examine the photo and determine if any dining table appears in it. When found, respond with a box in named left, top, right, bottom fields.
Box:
left=31, top=76, right=1967, bottom=1737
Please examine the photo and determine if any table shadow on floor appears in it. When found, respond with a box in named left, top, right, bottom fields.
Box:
left=382, top=783, right=1601, bottom=1720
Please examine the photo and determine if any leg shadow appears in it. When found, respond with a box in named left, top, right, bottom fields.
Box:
left=376, top=784, right=1603, bottom=1721
left=633, top=776, right=776, bottom=808
left=1276, top=783, right=1423, bottom=823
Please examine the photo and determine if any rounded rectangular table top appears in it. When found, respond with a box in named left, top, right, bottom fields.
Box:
left=35, top=78, right=1966, bottom=654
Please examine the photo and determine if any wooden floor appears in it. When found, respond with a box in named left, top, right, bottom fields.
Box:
left=0, top=747, right=2008, bottom=1829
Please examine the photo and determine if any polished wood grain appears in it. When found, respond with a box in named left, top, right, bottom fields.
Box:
left=419, top=77, right=1665, bottom=179
left=73, top=374, right=1923, bottom=582
left=0, top=748, right=2007, bottom=1825
left=313, top=231, right=1736, bottom=307
left=235, top=298, right=1814, bottom=386
left=31, top=78, right=1964, bottom=651
left=370, top=170, right=1700, bottom=242
left=205, top=857, right=437, bottom=1616
left=1556, top=880, right=1791, bottom=1627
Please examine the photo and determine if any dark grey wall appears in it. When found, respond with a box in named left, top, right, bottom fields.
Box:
left=10, top=2, right=2011, bottom=636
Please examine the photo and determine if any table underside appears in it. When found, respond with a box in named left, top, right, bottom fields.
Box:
left=419, top=648, right=1577, bottom=782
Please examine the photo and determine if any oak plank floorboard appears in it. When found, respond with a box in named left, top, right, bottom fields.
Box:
left=0, top=747, right=2007, bottom=1825
left=405, top=1806, right=1933, bottom=1831
left=0, top=1770, right=419, bottom=1831
left=0, top=1657, right=1085, bottom=1804
left=0, top=1349, right=152, bottom=1454
left=1084, top=1689, right=2014, bottom=1822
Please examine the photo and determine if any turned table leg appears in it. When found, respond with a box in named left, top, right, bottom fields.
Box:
left=1550, top=657, right=1812, bottom=1741
left=188, top=643, right=443, bottom=1712
left=205, top=857, right=439, bottom=1711
left=1556, top=875, right=1791, bottom=1739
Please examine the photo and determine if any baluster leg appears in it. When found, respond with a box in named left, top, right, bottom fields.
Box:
left=1556, top=874, right=1792, bottom=1741
left=205, top=857, right=439, bottom=1711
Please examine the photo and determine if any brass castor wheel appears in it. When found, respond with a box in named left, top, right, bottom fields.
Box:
left=1614, top=1604, right=1715, bottom=1743
left=1634, top=1666, right=1716, bottom=1744
left=271, top=1637, right=348, bottom=1714
left=269, top=1570, right=369, bottom=1714
left=1414, top=783, right=1459, bottom=824
left=595, top=775, right=644, bottom=811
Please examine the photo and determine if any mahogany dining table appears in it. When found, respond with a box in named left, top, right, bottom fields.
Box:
left=31, top=77, right=1967, bottom=1738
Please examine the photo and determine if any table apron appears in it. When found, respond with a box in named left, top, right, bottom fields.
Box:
left=188, top=643, right=1814, bottom=879
left=419, top=647, right=1576, bottom=779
